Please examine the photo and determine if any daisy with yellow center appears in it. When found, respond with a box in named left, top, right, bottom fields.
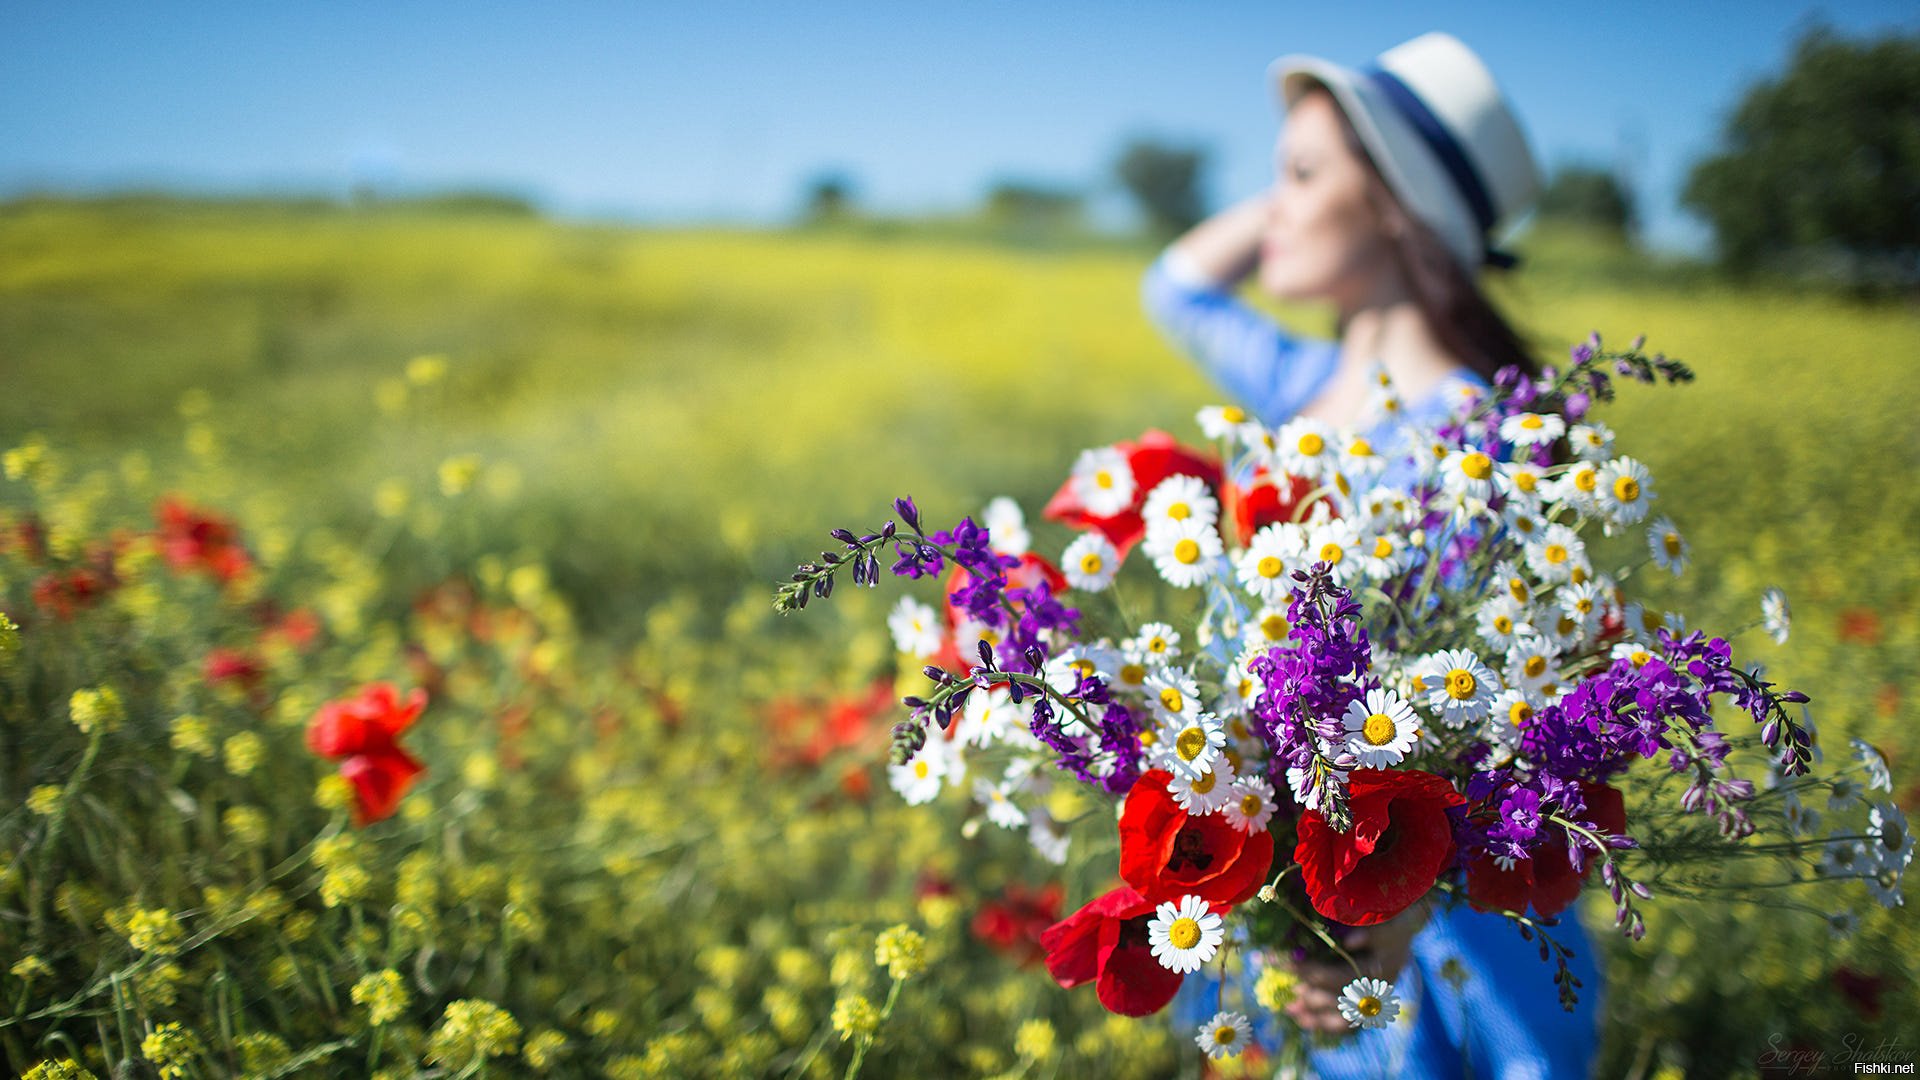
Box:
left=1505, top=635, right=1558, bottom=694
left=1360, top=530, right=1409, bottom=581
left=1596, top=456, right=1655, bottom=525
left=1169, top=754, right=1236, bottom=814
left=1194, top=1011, right=1253, bottom=1060
left=1247, top=605, right=1293, bottom=647
left=1304, top=518, right=1363, bottom=584
left=1222, top=776, right=1277, bottom=834
left=1441, top=448, right=1499, bottom=498
left=1169, top=713, right=1227, bottom=780
left=1234, top=523, right=1303, bottom=604
left=1143, top=517, right=1222, bottom=589
left=1341, top=688, right=1421, bottom=768
left=1475, top=593, right=1531, bottom=650
left=1147, top=895, right=1223, bottom=974
left=1143, top=473, right=1220, bottom=530
left=1070, top=445, right=1135, bottom=517
left=887, top=596, right=943, bottom=658
left=1196, top=404, right=1250, bottom=441
left=1610, top=641, right=1657, bottom=668
left=1568, top=421, right=1615, bottom=462
left=1420, top=648, right=1498, bottom=727
left=887, top=746, right=949, bottom=806
left=1525, top=523, right=1588, bottom=585
left=1645, top=515, right=1689, bottom=576
left=1061, top=532, right=1119, bottom=593
left=1133, top=622, right=1181, bottom=660
left=1275, top=418, right=1336, bottom=478
left=1338, top=976, right=1401, bottom=1029
left=1499, top=411, right=1567, bottom=447
left=1144, top=670, right=1202, bottom=726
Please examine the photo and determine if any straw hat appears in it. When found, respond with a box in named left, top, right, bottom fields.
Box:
left=1271, top=32, right=1542, bottom=272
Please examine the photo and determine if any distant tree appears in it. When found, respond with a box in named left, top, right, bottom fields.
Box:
left=1682, top=27, right=1920, bottom=285
left=982, top=179, right=1084, bottom=231
left=1114, top=139, right=1208, bottom=240
left=800, top=172, right=856, bottom=224
left=1537, top=165, right=1635, bottom=240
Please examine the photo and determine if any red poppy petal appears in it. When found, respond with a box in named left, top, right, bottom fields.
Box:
left=340, top=749, right=425, bottom=825
left=1095, top=934, right=1185, bottom=1017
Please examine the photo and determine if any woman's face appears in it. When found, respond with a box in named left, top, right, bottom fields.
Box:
left=1258, top=89, right=1396, bottom=304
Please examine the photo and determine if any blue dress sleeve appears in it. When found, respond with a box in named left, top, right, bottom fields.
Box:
left=1140, top=252, right=1340, bottom=426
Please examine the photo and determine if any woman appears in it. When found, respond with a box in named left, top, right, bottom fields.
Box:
left=1143, top=33, right=1602, bottom=1078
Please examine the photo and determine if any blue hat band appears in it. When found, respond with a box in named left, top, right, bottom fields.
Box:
left=1363, top=66, right=1515, bottom=268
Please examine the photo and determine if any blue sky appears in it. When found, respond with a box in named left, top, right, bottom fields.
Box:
left=3, top=1, right=1916, bottom=252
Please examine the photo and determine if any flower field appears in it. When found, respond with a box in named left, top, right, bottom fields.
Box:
left=1, top=199, right=1916, bottom=1078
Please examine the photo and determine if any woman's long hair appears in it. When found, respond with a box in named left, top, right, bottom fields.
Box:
left=1308, top=85, right=1541, bottom=385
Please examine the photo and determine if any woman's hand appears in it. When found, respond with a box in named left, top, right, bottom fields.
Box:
left=1165, top=193, right=1270, bottom=288
left=1282, top=900, right=1429, bottom=1034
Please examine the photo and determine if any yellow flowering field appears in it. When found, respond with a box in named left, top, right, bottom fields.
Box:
left=0, top=200, right=1914, bottom=1078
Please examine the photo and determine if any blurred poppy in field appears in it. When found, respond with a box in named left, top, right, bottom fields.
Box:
left=307, top=683, right=428, bottom=825
left=766, top=677, right=895, bottom=771
left=1837, top=607, right=1882, bottom=646
left=1042, top=430, right=1222, bottom=557
left=154, top=497, right=251, bottom=584
left=2, top=515, right=48, bottom=562
left=1298, top=768, right=1466, bottom=926
left=1831, top=965, right=1886, bottom=1020
left=255, top=604, right=322, bottom=653
left=973, top=881, right=1064, bottom=965
left=203, top=647, right=266, bottom=689
left=30, top=567, right=114, bottom=620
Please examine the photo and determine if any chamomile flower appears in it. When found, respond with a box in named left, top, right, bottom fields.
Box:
left=1245, top=605, right=1294, bottom=649
left=887, top=597, right=944, bottom=658
left=1869, top=803, right=1914, bottom=873
left=1236, top=524, right=1303, bottom=604
left=1422, top=648, right=1498, bottom=727
left=1646, top=517, right=1689, bottom=575
left=1853, top=738, right=1893, bottom=792
left=1622, top=603, right=1684, bottom=645
left=1196, top=404, right=1252, bottom=441
left=1782, top=791, right=1821, bottom=838
left=1609, top=641, right=1659, bottom=669
left=1490, top=560, right=1534, bottom=605
left=1071, top=446, right=1135, bottom=516
left=1866, top=866, right=1905, bottom=909
left=1223, top=776, right=1277, bottom=834
left=1339, top=433, right=1387, bottom=482
left=1506, top=635, right=1559, bottom=695
left=1358, top=530, right=1411, bottom=581
left=982, top=496, right=1030, bottom=556
left=1356, top=485, right=1417, bottom=531
left=1144, top=670, right=1203, bottom=726
left=1525, top=524, right=1588, bottom=585
left=1134, top=623, right=1181, bottom=661
left=1551, top=461, right=1602, bottom=513
left=1828, top=776, right=1864, bottom=813
left=1568, top=421, right=1614, bottom=461
left=1062, top=533, right=1119, bottom=593
left=1142, top=474, right=1220, bottom=530
left=1501, top=499, right=1547, bottom=545
left=1144, top=517, right=1223, bottom=589
left=1342, top=688, right=1421, bottom=768
left=1499, top=412, right=1566, bottom=447
left=1028, top=813, right=1070, bottom=865
left=1147, top=895, right=1224, bottom=974
left=1595, top=457, right=1655, bottom=525
left=1761, top=588, right=1791, bottom=644
left=1302, top=518, right=1364, bottom=583
left=1106, top=646, right=1155, bottom=697
left=1476, top=593, right=1532, bottom=651
left=1488, top=687, right=1538, bottom=740
left=1275, top=418, right=1338, bottom=478
left=1439, top=448, right=1499, bottom=499
left=1195, top=1011, right=1253, bottom=1060
left=1337, top=977, right=1401, bottom=1029
left=1822, top=836, right=1870, bottom=878
left=888, top=749, right=949, bottom=806
left=1169, top=755, right=1237, bottom=814
left=956, top=685, right=1025, bottom=748
left=1556, top=581, right=1606, bottom=635
left=974, top=779, right=1029, bottom=830
left=1167, top=713, right=1228, bottom=780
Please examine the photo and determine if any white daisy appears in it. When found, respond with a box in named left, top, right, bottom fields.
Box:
left=974, top=778, right=1029, bottom=830
left=1244, top=604, right=1295, bottom=650
left=1106, top=647, right=1155, bottom=698
left=1144, top=669, right=1203, bottom=726
left=981, top=495, right=1030, bottom=556
left=1828, top=776, right=1864, bottom=813
left=1499, top=411, right=1566, bottom=447
left=1342, top=688, right=1422, bottom=768
left=956, top=685, right=1025, bottom=748
left=1524, top=523, right=1588, bottom=585
left=888, top=748, right=948, bottom=806
left=1134, top=622, right=1181, bottom=662
left=1622, top=602, right=1685, bottom=646
left=1338, top=432, right=1387, bottom=482
left=1556, top=581, right=1606, bottom=636
left=1235, top=523, right=1303, bottom=604
left=1062, top=532, right=1119, bottom=593
left=1550, top=460, right=1602, bottom=513
left=1169, top=755, right=1237, bottom=814
left=1609, top=641, right=1659, bottom=669
left=1500, top=498, right=1548, bottom=545
left=1782, top=790, right=1821, bottom=838
left=1194, top=1011, right=1253, bottom=1060
left=1568, top=421, right=1614, bottom=461
left=1196, top=404, right=1252, bottom=441
left=1869, top=802, right=1914, bottom=873
left=1822, top=835, right=1870, bottom=878
left=1071, top=446, right=1135, bottom=517
left=1854, top=738, right=1893, bottom=792
left=1358, top=530, right=1411, bottom=582
left=1275, top=418, right=1338, bottom=478
left=1595, top=456, right=1655, bottom=525
left=1490, top=560, right=1534, bottom=606
left=1302, top=518, right=1364, bottom=583
left=1867, top=866, right=1905, bottom=909
left=1028, top=812, right=1070, bottom=865
left=1142, top=474, right=1220, bottom=530
left=1422, top=648, right=1499, bottom=727
left=1337, top=976, right=1401, bottom=1030
left=1496, top=460, right=1551, bottom=503
left=1505, top=635, right=1559, bottom=695
left=1223, top=776, right=1277, bottom=834
left=887, top=596, right=944, bottom=658
left=1439, top=448, right=1499, bottom=499
left=1147, top=895, right=1224, bottom=974
left=1285, top=760, right=1350, bottom=814
left=1646, top=517, right=1689, bottom=576
left=1828, top=911, right=1860, bottom=938
left=1487, top=688, right=1538, bottom=751
left=1356, top=485, right=1418, bottom=532
left=1476, top=593, right=1533, bottom=651
left=1761, top=588, right=1791, bottom=645
left=1167, top=713, right=1228, bottom=780
left=1144, top=517, right=1223, bottom=589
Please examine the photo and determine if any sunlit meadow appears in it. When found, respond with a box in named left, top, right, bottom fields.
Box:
left=0, top=198, right=1914, bottom=1078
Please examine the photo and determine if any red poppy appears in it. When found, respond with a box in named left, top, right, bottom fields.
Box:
left=1837, top=607, right=1883, bottom=646
left=203, top=647, right=266, bottom=689
left=1119, top=769, right=1274, bottom=908
left=1220, top=467, right=1316, bottom=545
left=1041, top=885, right=1184, bottom=1016
left=1295, top=768, right=1466, bottom=926
left=973, top=881, right=1065, bottom=965
left=30, top=568, right=113, bottom=620
left=1042, top=430, right=1222, bottom=557
left=1464, top=782, right=1626, bottom=919
left=307, top=683, right=428, bottom=825
left=154, top=497, right=251, bottom=584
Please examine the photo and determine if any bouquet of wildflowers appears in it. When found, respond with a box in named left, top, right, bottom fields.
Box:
left=777, top=335, right=1909, bottom=1063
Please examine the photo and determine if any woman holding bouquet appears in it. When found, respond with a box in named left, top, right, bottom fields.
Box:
left=1143, top=32, right=1602, bottom=1077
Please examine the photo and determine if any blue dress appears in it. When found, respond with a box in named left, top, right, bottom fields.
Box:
left=1141, top=253, right=1603, bottom=1079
